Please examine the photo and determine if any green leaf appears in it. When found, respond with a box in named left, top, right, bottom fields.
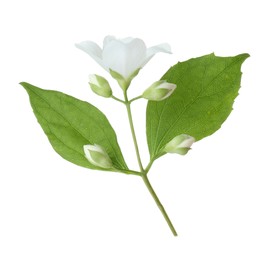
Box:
left=146, top=53, right=249, bottom=159
left=20, top=82, right=128, bottom=172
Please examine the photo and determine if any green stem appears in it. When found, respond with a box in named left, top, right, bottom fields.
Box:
left=114, top=168, right=141, bottom=176
left=111, top=95, right=125, bottom=104
left=141, top=174, right=178, bottom=236
left=129, top=95, right=142, bottom=103
left=123, top=91, right=144, bottom=172
left=144, top=159, right=154, bottom=174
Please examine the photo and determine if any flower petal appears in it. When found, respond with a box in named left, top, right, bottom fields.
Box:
left=141, top=43, right=172, bottom=67
left=103, top=35, right=116, bottom=48
left=102, top=38, right=147, bottom=79
left=119, top=37, right=136, bottom=44
left=75, top=41, right=105, bottom=69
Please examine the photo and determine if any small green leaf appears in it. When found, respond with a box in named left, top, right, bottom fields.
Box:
left=146, top=53, right=249, bottom=159
left=20, top=82, right=128, bottom=172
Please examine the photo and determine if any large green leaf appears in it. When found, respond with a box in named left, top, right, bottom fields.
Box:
left=146, top=53, right=249, bottom=159
left=21, top=82, right=128, bottom=172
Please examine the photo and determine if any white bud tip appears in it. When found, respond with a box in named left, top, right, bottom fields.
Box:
left=89, top=74, right=98, bottom=84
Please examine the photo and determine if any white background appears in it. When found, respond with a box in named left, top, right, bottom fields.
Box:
left=1, top=0, right=276, bottom=259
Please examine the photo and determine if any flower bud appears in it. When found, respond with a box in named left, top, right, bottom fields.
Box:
left=84, top=144, right=113, bottom=169
left=163, top=134, right=195, bottom=155
left=142, top=80, right=176, bottom=101
left=89, top=74, right=112, bottom=98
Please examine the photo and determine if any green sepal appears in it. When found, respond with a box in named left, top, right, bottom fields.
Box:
left=110, top=68, right=140, bottom=91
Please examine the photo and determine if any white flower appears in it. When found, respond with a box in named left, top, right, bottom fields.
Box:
left=84, top=144, right=113, bottom=169
left=76, top=36, right=171, bottom=82
left=89, top=74, right=112, bottom=98
left=142, top=80, right=176, bottom=101
left=163, top=134, right=195, bottom=155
